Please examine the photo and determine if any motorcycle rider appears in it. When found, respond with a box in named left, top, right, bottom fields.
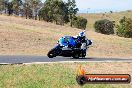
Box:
left=73, top=31, right=90, bottom=49
left=58, top=31, right=91, bottom=50
left=72, top=31, right=91, bottom=57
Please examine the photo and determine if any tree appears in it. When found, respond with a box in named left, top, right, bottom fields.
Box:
left=7, top=2, right=13, bottom=15
left=31, top=0, right=42, bottom=20
left=67, top=0, right=78, bottom=27
left=94, top=19, right=115, bottom=35
left=23, top=0, right=41, bottom=19
left=52, top=0, right=69, bottom=25
left=0, top=0, right=4, bottom=12
left=110, top=11, right=113, bottom=13
left=0, top=0, right=9, bottom=14
left=23, top=0, right=32, bottom=19
left=39, top=0, right=53, bottom=22
left=72, top=16, right=87, bottom=29
left=12, top=0, right=23, bottom=15
left=39, top=0, right=69, bottom=25
left=116, top=16, right=132, bottom=38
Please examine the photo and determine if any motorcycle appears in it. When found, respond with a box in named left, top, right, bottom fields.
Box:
left=47, top=36, right=92, bottom=58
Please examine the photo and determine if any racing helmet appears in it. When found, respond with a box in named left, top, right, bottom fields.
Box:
left=78, top=31, right=85, bottom=37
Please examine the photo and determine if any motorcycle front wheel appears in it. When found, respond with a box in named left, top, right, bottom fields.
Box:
left=47, top=48, right=57, bottom=58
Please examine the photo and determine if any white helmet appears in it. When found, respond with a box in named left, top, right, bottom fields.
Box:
left=78, top=31, right=85, bottom=37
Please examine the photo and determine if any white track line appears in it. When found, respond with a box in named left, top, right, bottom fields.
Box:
left=1, top=60, right=132, bottom=65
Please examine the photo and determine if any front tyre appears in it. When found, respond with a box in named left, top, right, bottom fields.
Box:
left=47, top=49, right=57, bottom=58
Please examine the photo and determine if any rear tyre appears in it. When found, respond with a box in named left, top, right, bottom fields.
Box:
left=73, top=53, right=79, bottom=59
left=81, top=51, right=86, bottom=58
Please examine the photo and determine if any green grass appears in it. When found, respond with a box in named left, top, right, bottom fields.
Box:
left=0, top=64, right=108, bottom=88
left=0, top=64, right=75, bottom=88
left=0, top=63, right=131, bottom=88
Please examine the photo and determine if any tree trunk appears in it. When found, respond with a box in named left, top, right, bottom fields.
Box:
left=70, top=18, right=72, bottom=27
left=70, top=14, right=72, bottom=27
left=25, top=10, right=28, bottom=19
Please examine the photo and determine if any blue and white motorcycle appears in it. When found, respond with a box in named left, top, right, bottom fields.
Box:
left=47, top=35, right=92, bottom=58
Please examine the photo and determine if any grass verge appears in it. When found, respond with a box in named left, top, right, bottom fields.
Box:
left=0, top=62, right=132, bottom=88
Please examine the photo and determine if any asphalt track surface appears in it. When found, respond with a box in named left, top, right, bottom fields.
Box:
left=0, top=55, right=132, bottom=64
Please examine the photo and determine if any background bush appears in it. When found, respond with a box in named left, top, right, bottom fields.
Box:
left=116, top=16, right=132, bottom=38
left=72, top=16, right=87, bottom=30
left=94, top=19, right=115, bottom=34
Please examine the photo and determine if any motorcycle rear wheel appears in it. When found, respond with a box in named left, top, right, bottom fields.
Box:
left=73, top=53, right=80, bottom=59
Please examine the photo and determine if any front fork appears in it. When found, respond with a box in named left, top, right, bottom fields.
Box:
left=80, top=43, right=88, bottom=57
left=54, top=44, right=62, bottom=55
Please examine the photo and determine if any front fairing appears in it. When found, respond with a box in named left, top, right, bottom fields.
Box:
left=58, top=36, right=76, bottom=47
left=54, top=44, right=60, bottom=49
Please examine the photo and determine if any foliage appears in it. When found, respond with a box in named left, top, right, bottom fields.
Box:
left=31, top=0, right=42, bottom=20
left=94, top=19, right=115, bottom=35
left=0, top=0, right=9, bottom=14
left=116, top=16, right=132, bottom=38
left=39, top=0, right=70, bottom=25
left=39, top=0, right=55, bottom=22
left=0, top=0, right=86, bottom=29
left=0, top=0, right=4, bottom=11
left=72, top=16, right=87, bottom=29
left=23, top=0, right=32, bottom=19
left=12, top=0, right=23, bottom=15
left=7, top=2, right=13, bottom=15
left=39, top=0, right=79, bottom=26
left=66, top=0, right=79, bottom=26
